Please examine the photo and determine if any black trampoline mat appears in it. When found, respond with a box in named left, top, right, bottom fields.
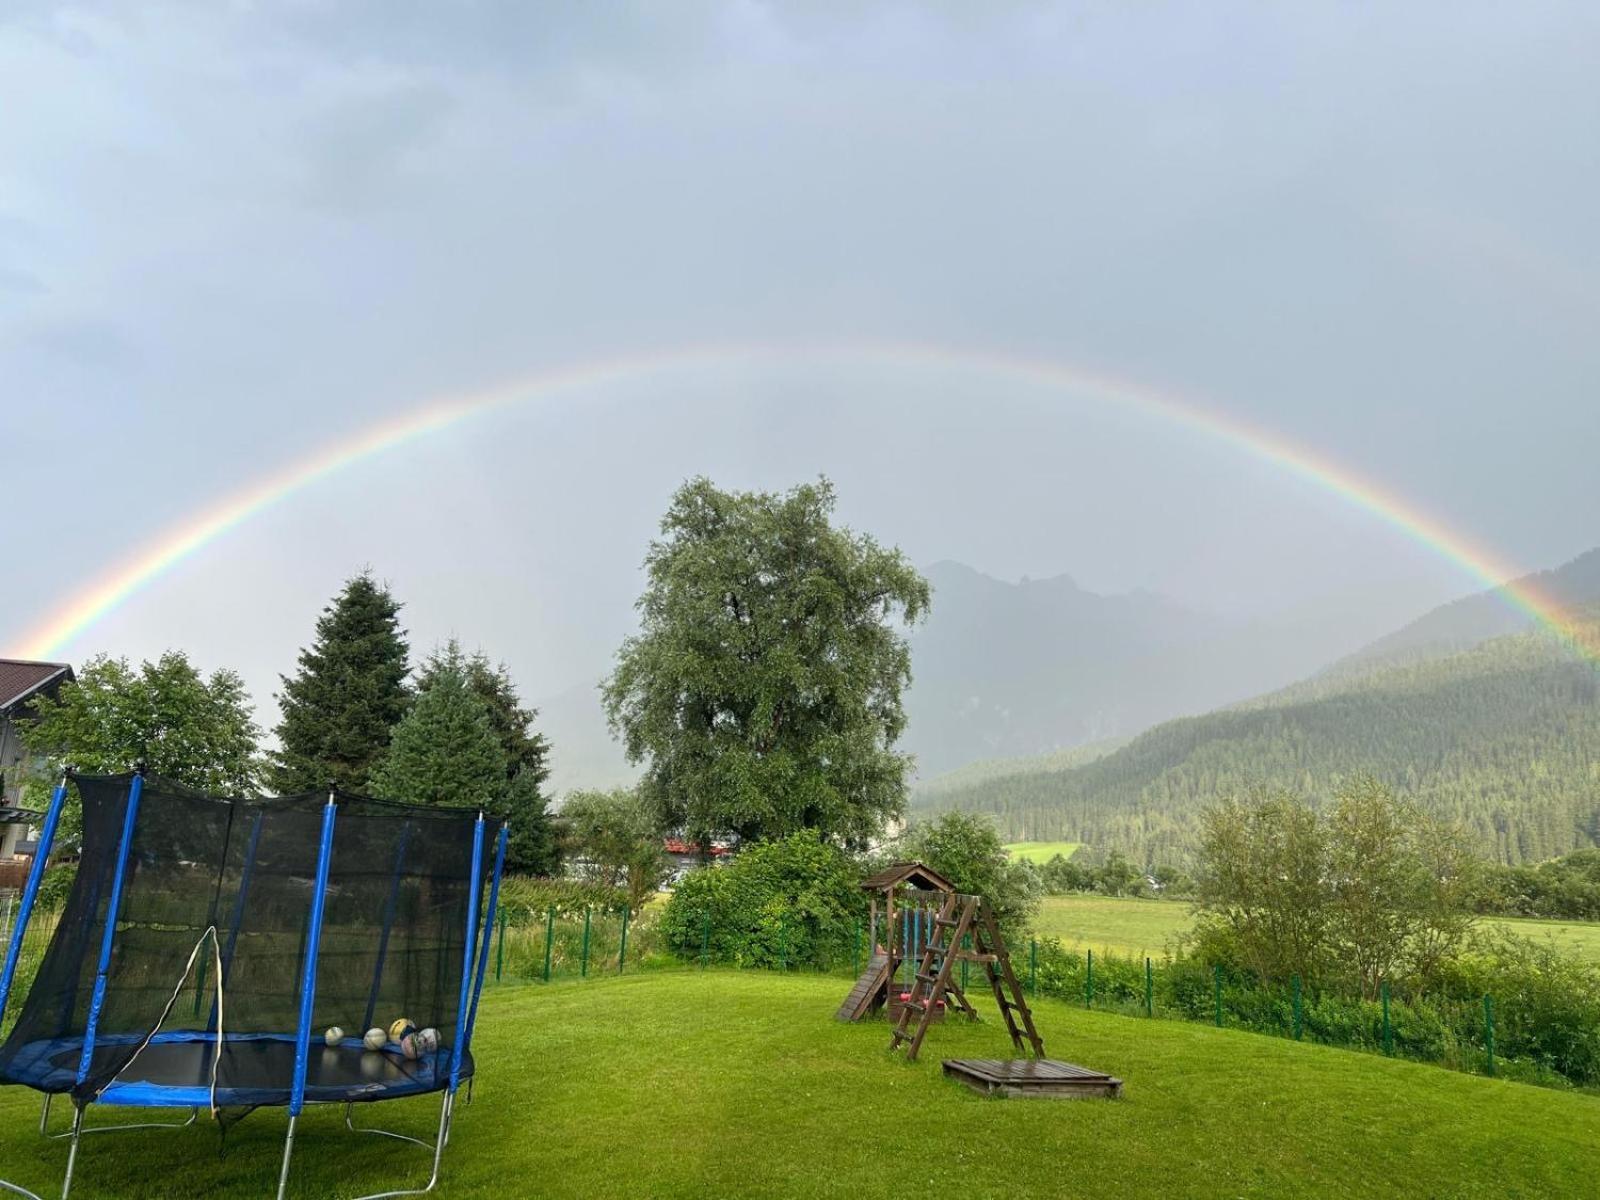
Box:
left=50, top=1037, right=422, bottom=1089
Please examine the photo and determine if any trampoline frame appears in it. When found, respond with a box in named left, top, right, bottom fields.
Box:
left=0, top=772, right=510, bottom=1200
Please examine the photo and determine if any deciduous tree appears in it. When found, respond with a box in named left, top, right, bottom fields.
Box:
left=603, top=477, right=929, bottom=848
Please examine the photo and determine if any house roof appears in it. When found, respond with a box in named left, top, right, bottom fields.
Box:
left=0, top=660, right=73, bottom=713
left=860, top=861, right=956, bottom=893
left=663, top=838, right=731, bottom=858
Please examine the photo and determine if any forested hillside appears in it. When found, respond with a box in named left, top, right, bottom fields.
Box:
left=912, top=610, right=1600, bottom=867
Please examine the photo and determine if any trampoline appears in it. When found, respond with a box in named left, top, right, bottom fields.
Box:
left=0, top=771, right=507, bottom=1200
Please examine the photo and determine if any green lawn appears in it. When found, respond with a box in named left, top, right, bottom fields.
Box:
left=2, top=971, right=1597, bottom=1197
left=1002, top=840, right=1082, bottom=863
left=1033, top=894, right=1600, bottom=963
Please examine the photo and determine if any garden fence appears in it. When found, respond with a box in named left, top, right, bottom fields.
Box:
left=0, top=899, right=1558, bottom=1092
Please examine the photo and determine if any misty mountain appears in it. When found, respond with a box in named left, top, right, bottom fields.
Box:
left=537, top=680, right=636, bottom=800
left=1326, top=547, right=1600, bottom=675
left=900, top=561, right=1345, bottom=778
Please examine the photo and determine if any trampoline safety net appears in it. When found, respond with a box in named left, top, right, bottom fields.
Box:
left=0, top=773, right=503, bottom=1110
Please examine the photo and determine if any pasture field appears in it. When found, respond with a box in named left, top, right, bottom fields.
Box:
left=1034, top=894, right=1600, bottom=963
left=1001, top=840, right=1082, bottom=863
left=0, top=971, right=1595, bottom=1198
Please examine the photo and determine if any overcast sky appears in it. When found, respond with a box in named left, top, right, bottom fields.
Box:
left=2, top=3, right=1597, bottom=753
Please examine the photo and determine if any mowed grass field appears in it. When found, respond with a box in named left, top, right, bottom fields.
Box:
left=1001, top=840, right=1083, bottom=863
left=1034, top=894, right=1600, bottom=963
left=1, top=971, right=1596, bottom=1198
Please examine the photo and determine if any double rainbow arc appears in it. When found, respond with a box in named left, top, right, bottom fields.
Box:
left=10, top=340, right=1593, bottom=664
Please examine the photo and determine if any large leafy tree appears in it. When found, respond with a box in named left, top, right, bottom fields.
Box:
left=274, top=572, right=410, bottom=793
left=368, top=642, right=507, bottom=813
left=559, top=787, right=669, bottom=914
left=23, top=651, right=263, bottom=839
left=603, top=477, right=929, bottom=848
left=898, top=811, right=1040, bottom=937
left=415, top=644, right=558, bottom=873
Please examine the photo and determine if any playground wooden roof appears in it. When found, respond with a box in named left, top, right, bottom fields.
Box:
left=859, top=861, right=955, bottom=893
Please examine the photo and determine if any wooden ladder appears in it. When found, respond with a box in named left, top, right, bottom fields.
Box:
left=888, top=893, right=1044, bottom=1063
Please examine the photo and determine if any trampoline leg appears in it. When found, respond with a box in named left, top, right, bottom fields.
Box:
left=275, top=1115, right=298, bottom=1200
left=345, top=1091, right=453, bottom=1200
left=59, top=1107, right=83, bottom=1200
left=38, top=1095, right=50, bottom=1136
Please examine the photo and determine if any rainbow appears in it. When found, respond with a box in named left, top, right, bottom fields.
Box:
left=9, top=340, right=1595, bottom=663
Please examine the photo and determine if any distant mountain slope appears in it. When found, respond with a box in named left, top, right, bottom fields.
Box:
left=901, top=561, right=1340, bottom=777
left=914, top=737, right=1128, bottom=800
left=1327, top=547, right=1600, bottom=675
left=912, top=610, right=1600, bottom=867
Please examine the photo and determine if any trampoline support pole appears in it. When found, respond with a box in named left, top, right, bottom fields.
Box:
left=37, top=1095, right=50, bottom=1136
left=448, top=816, right=486, bottom=1095
left=0, top=774, right=69, bottom=1022
left=462, top=825, right=508, bottom=1057
left=275, top=1115, right=297, bottom=1200
left=77, top=771, right=145, bottom=1088
left=60, top=1105, right=83, bottom=1200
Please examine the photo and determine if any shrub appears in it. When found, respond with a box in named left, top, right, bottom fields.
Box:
left=497, top=875, right=628, bottom=918
left=660, top=832, right=867, bottom=970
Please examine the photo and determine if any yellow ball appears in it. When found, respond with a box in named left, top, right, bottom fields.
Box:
left=388, top=1017, right=416, bottom=1042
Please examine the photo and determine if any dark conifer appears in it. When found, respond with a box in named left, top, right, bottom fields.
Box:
left=273, top=572, right=411, bottom=793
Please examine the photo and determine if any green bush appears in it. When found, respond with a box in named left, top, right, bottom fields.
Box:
left=36, top=863, right=76, bottom=912
left=661, top=832, right=867, bottom=970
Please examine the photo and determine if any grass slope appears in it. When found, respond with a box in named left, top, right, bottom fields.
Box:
left=1002, top=840, right=1083, bottom=863
left=2, top=972, right=1596, bottom=1198
left=1034, top=895, right=1600, bottom=963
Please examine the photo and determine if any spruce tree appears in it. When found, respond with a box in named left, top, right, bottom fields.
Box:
left=367, top=642, right=506, bottom=812
left=273, top=572, right=411, bottom=793
left=415, top=643, right=558, bottom=873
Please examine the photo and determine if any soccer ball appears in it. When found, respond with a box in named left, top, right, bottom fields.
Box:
left=324, top=1026, right=344, bottom=1048
left=388, top=1017, right=416, bottom=1042
left=363, top=1027, right=387, bottom=1052
left=415, top=1027, right=440, bottom=1056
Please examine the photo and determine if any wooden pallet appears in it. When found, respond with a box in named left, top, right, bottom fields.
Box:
left=942, top=1058, right=1123, bottom=1100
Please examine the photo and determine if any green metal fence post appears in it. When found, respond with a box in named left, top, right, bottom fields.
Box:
left=700, top=911, right=711, bottom=970
left=580, top=906, right=592, bottom=977
left=619, top=905, right=630, bottom=975
left=1029, top=939, right=1037, bottom=992
left=543, top=905, right=555, bottom=982
left=1213, top=965, right=1223, bottom=1027
left=1484, top=994, right=1495, bottom=1077
left=1292, top=973, right=1303, bottom=1040
left=1085, top=949, right=1094, bottom=1009
left=1144, top=957, right=1153, bottom=1017
left=1381, top=981, right=1392, bottom=1056
left=496, top=908, right=507, bottom=982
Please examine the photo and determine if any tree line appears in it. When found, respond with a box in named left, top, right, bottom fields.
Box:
left=21, top=571, right=559, bottom=872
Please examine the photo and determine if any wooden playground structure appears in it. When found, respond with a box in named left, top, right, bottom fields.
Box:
left=837, top=862, right=1122, bottom=1099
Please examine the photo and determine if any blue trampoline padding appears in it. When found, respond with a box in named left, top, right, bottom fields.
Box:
left=0, top=1031, right=471, bottom=1107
